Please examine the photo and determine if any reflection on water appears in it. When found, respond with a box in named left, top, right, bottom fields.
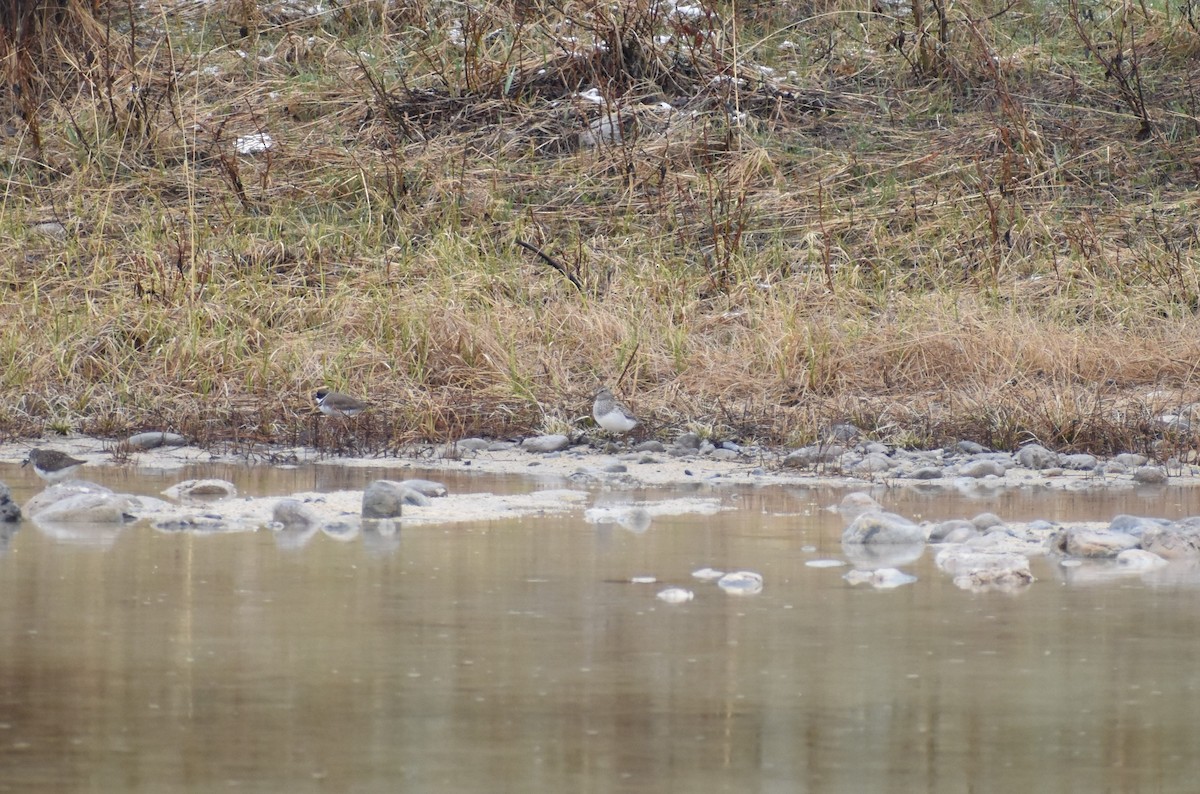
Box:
left=1, top=467, right=1200, bottom=791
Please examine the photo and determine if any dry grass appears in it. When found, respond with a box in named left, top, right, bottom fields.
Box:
left=2, top=0, right=1200, bottom=455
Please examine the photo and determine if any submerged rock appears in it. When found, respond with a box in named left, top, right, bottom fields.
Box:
left=1050, top=526, right=1140, bottom=558
left=935, top=548, right=1035, bottom=591
left=842, top=511, right=925, bottom=545
left=1139, top=524, right=1200, bottom=559
left=717, top=571, right=764, bottom=595
left=843, top=567, right=916, bottom=589
left=1116, top=549, right=1169, bottom=571
left=837, top=492, right=884, bottom=522
left=656, top=587, right=694, bottom=604
left=164, top=479, right=237, bottom=500
left=842, top=540, right=925, bottom=569
left=0, top=482, right=20, bottom=523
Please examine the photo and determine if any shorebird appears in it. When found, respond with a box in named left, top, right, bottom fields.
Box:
left=313, top=389, right=369, bottom=417
left=23, top=448, right=87, bottom=483
left=592, top=387, right=638, bottom=435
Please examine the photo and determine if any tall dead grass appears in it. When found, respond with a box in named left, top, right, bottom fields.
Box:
left=1, top=0, right=1199, bottom=455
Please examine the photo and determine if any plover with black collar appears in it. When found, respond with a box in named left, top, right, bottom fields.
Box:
left=313, top=389, right=370, bottom=417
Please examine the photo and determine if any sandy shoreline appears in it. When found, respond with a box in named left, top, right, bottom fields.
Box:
left=1, top=435, right=1193, bottom=495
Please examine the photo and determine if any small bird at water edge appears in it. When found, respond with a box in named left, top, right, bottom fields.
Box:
left=313, top=389, right=370, bottom=417
left=592, top=387, right=639, bottom=435
left=23, top=448, right=87, bottom=483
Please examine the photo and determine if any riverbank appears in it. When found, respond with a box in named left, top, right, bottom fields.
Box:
left=2, top=1, right=1200, bottom=454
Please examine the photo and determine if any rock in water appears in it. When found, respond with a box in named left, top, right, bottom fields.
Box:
left=842, top=511, right=925, bottom=545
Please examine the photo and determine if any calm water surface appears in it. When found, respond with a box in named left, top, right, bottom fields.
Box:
left=1, top=463, right=1200, bottom=792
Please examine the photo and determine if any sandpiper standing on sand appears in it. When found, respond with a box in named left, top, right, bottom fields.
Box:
left=23, top=448, right=87, bottom=483
left=592, top=387, right=639, bottom=435
left=313, top=389, right=370, bottom=417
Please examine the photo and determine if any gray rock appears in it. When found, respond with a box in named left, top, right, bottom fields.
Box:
left=125, top=431, right=188, bottom=451
left=783, top=444, right=845, bottom=468
left=1140, top=524, right=1200, bottom=559
left=1016, top=444, right=1059, bottom=470
left=400, top=479, right=448, bottom=498
left=935, top=548, right=1034, bottom=590
left=854, top=453, right=893, bottom=474
left=674, top=432, right=702, bottom=450
left=1132, top=466, right=1169, bottom=485
left=958, top=460, right=1006, bottom=478
left=361, top=480, right=424, bottom=519
left=164, top=479, right=237, bottom=500
left=908, top=466, right=944, bottom=480
left=1108, top=515, right=1167, bottom=536
left=634, top=440, right=666, bottom=453
left=28, top=485, right=133, bottom=525
left=698, top=441, right=716, bottom=455
left=1061, top=453, right=1098, bottom=470
left=602, top=463, right=628, bottom=473
left=720, top=441, right=743, bottom=453
left=523, top=434, right=571, bottom=453
left=822, top=423, right=861, bottom=442
left=956, top=440, right=987, bottom=454
left=487, top=440, right=518, bottom=452
left=1114, top=453, right=1149, bottom=468
left=838, top=492, right=884, bottom=522
left=710, top=448, right=739, bottom=461
left=929, top=519, right=975, bottom=542
left=843, top=567, right=917, bottom=589
left=942, top=525, right=980, bottom=543
left=273, top=499, right=320, bottom=529
left=0, top=481, right=19, bottom=523
left=842, top=540, right=926, bottom=569
left=842, top=511, right=926, bottom=545
left=1051, top=527, right=1141, bottom=558
left=32, top=220, right=67, bottom=240
left=971, top=512, right=1007, bottom=531
left=1116, top=549, right=1169, bottom=571
left=863, top=442, right=890, bottom=455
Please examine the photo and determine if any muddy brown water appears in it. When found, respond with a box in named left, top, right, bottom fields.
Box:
left=1, top=462, right=1199, bottom=792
